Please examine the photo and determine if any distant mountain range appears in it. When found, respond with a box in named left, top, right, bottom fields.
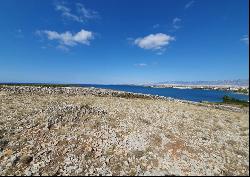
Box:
left=154, top=79, right=249, bottom=86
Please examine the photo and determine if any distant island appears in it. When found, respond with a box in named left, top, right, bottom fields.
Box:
left=143, top=79, right=249, bottom=95
left=154, top=79, right=249, bottom=86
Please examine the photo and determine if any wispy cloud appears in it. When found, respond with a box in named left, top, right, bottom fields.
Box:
left=185, top=0, right=195, bottom=9
left=15, top=28, right=24, bottom=38
left=56, top=45, right=70, bottom=52
left=153, top=24, right=160, bottom=29
left=134, top=62, right=159, bottom=67
left=76, top=3, right=98, bottom=19
left=134, top=63, right=147, bottom=67
left=172, top=17, right=182, bottom=29
left=55, top=2, right=99, bottom=23
left=241, top=35, right=249, bottom=45
left=134, top=33, right=175, bottom=54
left=36, top=29, right=94, bottom=51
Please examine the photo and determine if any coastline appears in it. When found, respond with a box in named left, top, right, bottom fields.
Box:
left=144, top=84, right=249, bottom=95
left=0, top=85, right=248, bottom=112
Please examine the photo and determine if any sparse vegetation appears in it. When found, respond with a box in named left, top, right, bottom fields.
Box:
left=222, top=95, right=249, bottom=107
left=236, top=88, right=249, bottom=94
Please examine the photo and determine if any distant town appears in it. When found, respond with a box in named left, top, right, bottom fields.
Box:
left=143, top=79, right=249, bottom=95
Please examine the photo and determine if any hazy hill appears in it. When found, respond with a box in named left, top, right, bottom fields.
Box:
left=155, top=79, right=249, bottom=86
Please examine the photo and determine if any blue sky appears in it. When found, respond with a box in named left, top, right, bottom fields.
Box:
left=0, top=0, right=249, bottom=84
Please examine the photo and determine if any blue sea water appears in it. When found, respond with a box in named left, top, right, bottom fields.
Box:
left=80, top=84, right=249, bottom=102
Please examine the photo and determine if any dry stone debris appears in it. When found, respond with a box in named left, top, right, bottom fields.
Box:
left=0, top=86, right=249, bottom=176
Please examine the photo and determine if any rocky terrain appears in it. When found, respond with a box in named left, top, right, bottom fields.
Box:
left=0, top=86, right=249, bottom=176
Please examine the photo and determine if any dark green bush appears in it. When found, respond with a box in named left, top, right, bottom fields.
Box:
left=222, top=95, right=249, bottom=107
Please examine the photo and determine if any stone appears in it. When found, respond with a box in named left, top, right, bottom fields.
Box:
left=20, top=155, right=33, bottom=164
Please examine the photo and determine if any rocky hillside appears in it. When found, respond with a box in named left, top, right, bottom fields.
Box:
left=0, top=86, right=249, bottom=176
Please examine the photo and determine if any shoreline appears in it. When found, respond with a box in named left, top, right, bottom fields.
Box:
left=0, top=85, right=248, bottom=113
left=1, top=83, right=249, bottom=95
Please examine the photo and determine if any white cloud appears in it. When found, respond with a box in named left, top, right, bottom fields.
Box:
left=241, top=35, right=249, bottom=45
left=55, top=4, right=82, bottom=23
left=134, top=63, right=147, bottom=67
left=173, top=17, right=182, bottom=29
left=173, top=18, right=181, bottom=24
left=37, top=29, right=94, bottom=50
left=134, top=33, right=175, bottom=52
left=185, top=0, right=195, bottom=9
left=55, top=2, right=98, bottom=23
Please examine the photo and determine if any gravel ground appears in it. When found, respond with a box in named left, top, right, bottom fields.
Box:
left=0, top=86, right=249, bottom=176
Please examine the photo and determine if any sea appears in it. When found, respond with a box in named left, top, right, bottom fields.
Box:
left=80, top=84, right=249, bottom=102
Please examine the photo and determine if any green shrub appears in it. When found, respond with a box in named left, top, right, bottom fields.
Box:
left=222, top=95, right=249, bottom=107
